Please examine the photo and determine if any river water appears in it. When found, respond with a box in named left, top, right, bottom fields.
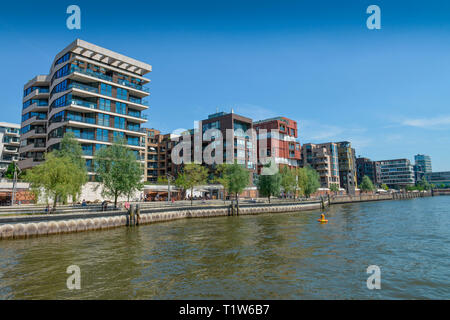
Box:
left=0, top=196, right=449, bottom=299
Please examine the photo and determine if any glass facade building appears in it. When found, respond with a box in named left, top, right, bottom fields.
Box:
left=19, top=39, right=151, bottom=178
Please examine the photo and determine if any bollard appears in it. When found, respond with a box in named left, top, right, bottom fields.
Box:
left=136, top=203, right=141, bottom=225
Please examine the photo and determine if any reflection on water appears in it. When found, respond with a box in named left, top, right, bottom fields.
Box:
left=0, top=196, right=449, bottom=299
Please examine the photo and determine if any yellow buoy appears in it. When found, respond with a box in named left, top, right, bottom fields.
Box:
left=317, top=213, right=328, bottom=223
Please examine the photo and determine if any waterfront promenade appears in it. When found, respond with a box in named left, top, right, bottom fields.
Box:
left=0, top=191, right=436, bottom=240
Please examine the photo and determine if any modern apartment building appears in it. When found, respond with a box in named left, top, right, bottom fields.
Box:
left=336, top=141, right=357, bottom=195
left=0, top=122, right=21, bottom=174
left=424, top=171, right=450, bottom=188
left=19, top=39, right=151, bottom=179
left=356, top=157, right=376, bottom=186
left=254, top=116, right=301, bottom=174
left=414, top=154, right=432, bottom=173
left=378, top=159, right=415, bottom=188
left=141, top=128, right=179, bottom=183
left=300, top=142, right=340, bottom=189
left=414, top=154, right=432, bottom=181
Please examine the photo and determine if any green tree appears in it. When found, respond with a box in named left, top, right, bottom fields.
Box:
left=280, top=166, right=296, bottom=197
left=215, top=162, right=249, bottom=205
left=54, top=132, right=85, bottom=169
left=416, top=176, right=432, bottom=191
left=381, top=183, right=389, bottom=191
left=54, top=132, right=88, bottom=201
left=257, top=162, right=282, bottom=203
left=329, top=183, right=339, bottom=194
left=3, top=162, right=21, bottom=180
left=297, top=165, right=320, bottom=198
left=175, top=163, right=208, bottom=205
left=94, top=138, right=143, bottom=207
left=359, top=175, right=375, bottom=193
left=25, top=153, right=85, bottom=209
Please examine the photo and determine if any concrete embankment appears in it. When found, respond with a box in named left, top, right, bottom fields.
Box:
left=329, top=191, right=431, bottom=204
left=0, top=201, right=325, bottom=240
left=0, top=191, right=435, bottom=240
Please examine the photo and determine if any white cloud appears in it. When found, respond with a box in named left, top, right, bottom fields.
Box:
left=401, top=115, right=450, bottom=129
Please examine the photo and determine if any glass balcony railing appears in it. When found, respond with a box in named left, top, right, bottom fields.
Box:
left=71, top=99, right=97, bottom=109
left=71, top=65, right=149, bottom=93
left=69, top=82, right=99, bottom=93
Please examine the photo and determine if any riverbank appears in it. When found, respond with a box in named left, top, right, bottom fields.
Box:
left=0, top=191, right=435, bottom=240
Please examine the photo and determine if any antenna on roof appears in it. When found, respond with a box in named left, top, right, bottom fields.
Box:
left=231, top=108, right=234, bottom=113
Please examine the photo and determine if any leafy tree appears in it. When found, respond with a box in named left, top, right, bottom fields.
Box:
left=3, top=162, right=21, bottom=180
left=214, top=162, right=249, bottom=204
left=280, top=166, right=296, bottom=197
left=25, top=153, right=85, bottom=209
left=54, top=132, right=85, bottom=169
left=257, top=162, right=282, bottom=203
left=416, top=176, right=432, bottom=191
left=54, top=132, right=88, bottom=201
left=381, top=183, right=389, bottom=191
left=157, top=176, right=169, bottom=185
left=329, top=183, right=339, bottom=194
left=94, top=138, right=143, bottom=207
left=174, top=163, right=208, bottom=205
left=297, top=165, right=320, bottom=198
left=359, top=175, right=375, bottom=193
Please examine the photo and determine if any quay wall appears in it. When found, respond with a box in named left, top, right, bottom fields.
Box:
left=0, top=201, right=324, bottom=240
left=0, top=191, right=435, bottom=240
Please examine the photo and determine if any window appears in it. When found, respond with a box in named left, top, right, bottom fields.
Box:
left=114, top=116, right=125, bottom=129
left=51, top=94, right=71, bottom=108
left=113, top=131, right=125, bottom=141
left=98, top=113, right=110, bottom=127
left=96, top=128, right=109, bottom=142
left=54, top=52, right=70, bottom=66
left=82, top=144, right=93, bottom=156
left=99, top=98, right=111, bottom=111
left=100, top=83, right=112, bottom=96
left=52, top=63, right=70, bottom=82
left=127, top=136, right=139, bottom=146
left=117, top=88, right=128, bottom=100
left=51, top=79, right=68, bottom=94
left=128, top=109, right=140, bottom=117
left=127, top=123, right=139, bottom=131
left=116, top=102, right=126, bottom=114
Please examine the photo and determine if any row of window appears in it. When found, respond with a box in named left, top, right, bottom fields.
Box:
left=54, top=52, right=70, bottom=67
left=23, top=86, right=49, bottom=97
left=22, top=112, right=46, bottom=122
left=52, top=63, right=71, bottom=82
left=23, top=99, right=48, bottom=109
left=51, top=79, right=68, bottom=94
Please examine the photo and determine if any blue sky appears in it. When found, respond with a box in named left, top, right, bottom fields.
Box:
left=1, top=0, right=450, bottom=171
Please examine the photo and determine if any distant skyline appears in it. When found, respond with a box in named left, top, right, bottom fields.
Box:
left=1, top=0, right=450, bottom=170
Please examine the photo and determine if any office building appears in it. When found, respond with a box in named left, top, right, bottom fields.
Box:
left=254, top=116, right=301, bottom=174
left=0, top=122, right=20, bottom=174
left=423, top=171, right=450, bottom=188
left=19, top=39, right=151, bottom=179
left=378, top=159, right=415, bottom=188
left=414, top=154, right=432, bottom=173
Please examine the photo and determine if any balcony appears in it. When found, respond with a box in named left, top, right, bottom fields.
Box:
left=70, top=65, right=149, bottom=93
left=69, top=82, right=99, bottom=94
